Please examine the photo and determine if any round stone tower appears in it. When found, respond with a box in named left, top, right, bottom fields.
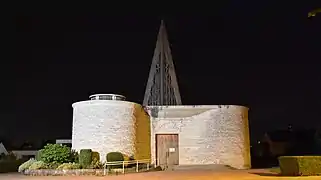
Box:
left=72, top=94, right=151, bottom=162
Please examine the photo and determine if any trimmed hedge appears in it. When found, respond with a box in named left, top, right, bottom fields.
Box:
left=91, top=151, right=102, bottom=169
left=79, top=149, right=92, bottom=168
left=92, top=151, right=100, bottom=162
left=279, top=156, right=321, bottom=176
left=106, top=152, right=124, bottom=162
left=106, top=152, right=124, bottom=169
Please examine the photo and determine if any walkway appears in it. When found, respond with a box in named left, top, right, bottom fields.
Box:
left=1, top=169, right=319, bottom=180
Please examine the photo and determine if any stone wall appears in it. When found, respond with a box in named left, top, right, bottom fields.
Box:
left=72, top=100, right=150, bottom=162
left=147, top=105, right=251, bottom=169
left=72, top=100, right=250, bottom=169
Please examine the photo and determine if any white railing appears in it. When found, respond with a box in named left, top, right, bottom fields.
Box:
left=103, top=159, right=151, bottom=175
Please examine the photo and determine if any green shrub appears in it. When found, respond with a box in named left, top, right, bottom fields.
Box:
left=57, top=162, right=81, bottom=170
left=79, top=149, right=92, bottom=168
left=28, top=161, right=48, bottom=170
left=279, top=156, right=321, bottom=176
left=35, top=150, right=43, bottom=161
left=48, top=162, right=60, bottom=169
left=70, top=150, right=79, bottom=163
left=106, top=152, right=124, bottom=169
left=92, top=151, right=100, bottom=162
left=18, top=158, right=37, bottom=173
left=90, top=151, right=102, bottom=169
left=90, top=160, right=103, bottom=169
left=39, top=144, right=72, bottom=164
left=106, top=152, right=124, bottom=162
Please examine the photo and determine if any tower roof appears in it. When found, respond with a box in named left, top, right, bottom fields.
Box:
left=143, top=21, right=182, bottom=106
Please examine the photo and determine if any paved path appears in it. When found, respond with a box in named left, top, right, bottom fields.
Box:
left=0, top=170, right=319, bottom=180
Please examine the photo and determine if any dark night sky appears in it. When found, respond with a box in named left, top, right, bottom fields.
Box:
left=3, top=2, right=321, bottom=144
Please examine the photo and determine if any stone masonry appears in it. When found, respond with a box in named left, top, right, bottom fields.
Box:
left=72, top=100, right=150, bottom=162
left=72, top=100, right=250, bottom=169
left=147, top=105, right=251, bottom=169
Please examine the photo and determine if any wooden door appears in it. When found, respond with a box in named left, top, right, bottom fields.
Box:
left=156, top=134, right=179, bottom=167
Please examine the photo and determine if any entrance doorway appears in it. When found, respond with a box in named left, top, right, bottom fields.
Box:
left=156, top=134, right=179, bottom=168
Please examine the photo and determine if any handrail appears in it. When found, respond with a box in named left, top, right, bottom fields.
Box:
left=103, top=159, right=151, bottom=175
left=104, top=159, right=150, bottom=165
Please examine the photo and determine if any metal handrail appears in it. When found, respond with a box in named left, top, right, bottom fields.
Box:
left=104, top=159, right=150, bottom=165
left=103, top=159, right=151, bottom=175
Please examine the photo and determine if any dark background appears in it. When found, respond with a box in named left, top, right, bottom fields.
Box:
left=3, top=2, right=321, bottom=146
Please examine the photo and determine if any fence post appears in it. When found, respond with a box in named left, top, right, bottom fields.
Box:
left=106, top=162, right=108, bottom=175
left=136, top=160, right=138, bottom=172
left=122, top=161, right=125, bottom=174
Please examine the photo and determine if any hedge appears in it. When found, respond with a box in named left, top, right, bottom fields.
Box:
left=106, top=152, right=124, bottom=169
left=79, top=149, right=92, bottom=168
left=279, top=156, right=321, bottom=176
left=92, top=151, right=100, bottom=162
left=35, top=150, right=43, bottom=161
left=106, top=152, right=124, bottom=162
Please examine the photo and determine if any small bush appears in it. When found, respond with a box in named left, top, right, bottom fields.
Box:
left=40, top=144, right=72, bottom=164
left=106, top=152, right=124, bottom=162
left=90, top=151, right=102, bottom=169
left=18, top=158, right=37, bottom=173
left=57, top=162, right=81, bottom=170
left=35, top=150, right=43, bottom=161
left=28, top=161, right=48, bottom=170
left=92, top=151, right=100, bottom=162
left=123, top=154, right=130, bottom=167
left=106, top=152, right=124, bottom=169
left=90, top=159, right=103, bottom=169
left=279, top=156, right=321, bottom=176
left=70, top=150, right=79, bottom=163
left=48, top=162, right=60, bottom=169
left=79, top=149, right=92, bottom=168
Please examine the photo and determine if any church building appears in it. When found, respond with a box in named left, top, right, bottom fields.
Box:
left=71, top=21, right=251, bottom=169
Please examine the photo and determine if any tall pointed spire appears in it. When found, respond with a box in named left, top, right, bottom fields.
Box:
left=143, top=20, right=182, bottom=106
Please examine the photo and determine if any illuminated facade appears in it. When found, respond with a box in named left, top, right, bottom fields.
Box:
left=71, top=21, right=250, bottom=169
left=71, top=95, right=250, bottom=169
